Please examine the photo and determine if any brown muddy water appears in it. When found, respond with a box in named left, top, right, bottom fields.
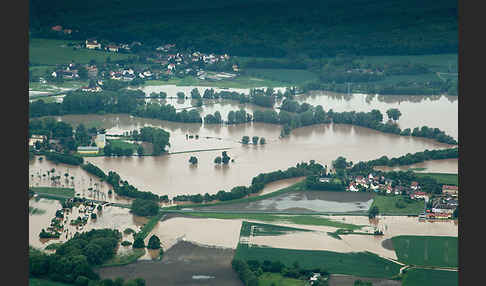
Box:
left=29, top=197, right=146, bottom=250
left=239, top=215, right=457, bottom=260
left=374, top=158, right=458, bottom=174
left=98, top=240, right=243, bottom=286
left=296, top=92, right=457, bottom=139
left=47, top=114, right=453, bottom=198
left=140, top=217, right=242, bottom=255
left=195, top=191, right=375, bottom=213
left=29, top=156, right=133, bottom=204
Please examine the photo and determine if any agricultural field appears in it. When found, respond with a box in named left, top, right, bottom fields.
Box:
left=258, top=273, right=305, bottom=286
left=30, top=187, right=75, bottom=197
left=234, top=244, right=401, bottom=278
left=29, top=38, right=134, bottom=65
left=29, top=279, right=72, bottom=286
left=402, top=268, right=458, bottom=286
left=415, top=173, right=458, bottom=186
left=391, top=236, right=458, bottom=268
left=370, top=195, right=425, bottom=215
left=145, top=74, right=288, bottom=88
left=185, top=212, right=363, bottom=230
left=354, top=54, right=458, bottom=73
left=244, top=68, right=319, bottom=84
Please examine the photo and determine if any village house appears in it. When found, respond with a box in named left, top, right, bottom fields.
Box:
left=442, top=185, right=458, bottom=197
left=410, top=191, right=427, bottom=200
left=106, top=44, right=119, bottom=52
left=63, top=29, right=72, bottom=35
left=348, top=182, right=359, bottom=192
left=85, top=39, right=101, bottom=49
left=431, top=203, right=455, bottom=214
left=51, top=25, right=63, bottom=32
left=232, top=64, right=239, bottom=72
left=410, top=181, right=419, bottom=190
left=29, top=135, right=46, bottom=147
left=81, top=86, right=102, bottom=92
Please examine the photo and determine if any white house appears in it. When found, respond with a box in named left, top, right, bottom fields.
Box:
left=348, top=183, right=359, bottom=192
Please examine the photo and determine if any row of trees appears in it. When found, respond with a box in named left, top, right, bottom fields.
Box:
left=131, top=198, right=160, bottom=217
left=232, top=258, right=329, bottom=286
left=173, top=161, right=324, bottom=203
left=242, top=136, right=266, bottom=145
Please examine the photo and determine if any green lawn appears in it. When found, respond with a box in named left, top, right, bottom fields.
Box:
left=244, top=68, right=319, bottom=84
left=29, top=278, right=72, bottom=286
left=402, top=268, right=458, bottom=286
left=415, top=173, right=458, bottom=186
left=30, top=187, right=75, bottom=197
left=185, top=212, right=362, bottom=230
left=391, top=236, right=458, bottom=268
left=258, top=273, right=305, bottom=286
left=234, top=244, right=401, bottom=279
left=29, top=38, right=134, bottom=65
left=107, top=139, right=138, bottom=151
left=370, top=195, right=425, bottom=215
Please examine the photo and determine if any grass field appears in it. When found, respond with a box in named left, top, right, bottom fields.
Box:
left=258, top=273, right=305, bottom=286
left=29, top=278, right=72, bottom=286
left=29, top=38, right=134, bottom=65
left=145, top=73, right=289, bottom=88
left=244, top=68, right=319, bottom=84
left=391, top=236, right=458, bottom=268
left=30, top=187, right=75, bottom=197
left=107, top=139, right=138, bottom=151
left=235, top=244, right=401, bottom=278
left=185, top=212, right=363, bottom=230
left=370, top=195, right=425, bottom=215
left=415, top=173, right=458, bottom=186
left=402, top=268, right=458, bottom=286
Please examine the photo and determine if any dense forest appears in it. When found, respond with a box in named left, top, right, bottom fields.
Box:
left=29, top=0, right=457, bottom=58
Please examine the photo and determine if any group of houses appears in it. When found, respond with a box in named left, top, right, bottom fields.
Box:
left=346, top=173, right=427, bottom=200
left=423, top=185, right=458, bottom=219
left=84, top=39, right=139, bottom=52
left=76, top=133, right=106, bottom=155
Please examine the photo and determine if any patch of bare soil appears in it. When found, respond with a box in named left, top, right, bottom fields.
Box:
left=97, top=241, right=243, bottom=286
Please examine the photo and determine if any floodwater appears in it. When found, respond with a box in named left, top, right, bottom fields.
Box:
left=239, top=215, right=457, bottom=260
left=28, top=197, right=147, bottom=250
left=197, top=191, right=375, bottom=213
left=29, top=156, right=132, bottom=204
left=98, top=241, right=243, bottom=286
left=374, top=158, right=458, bottom=174
left=296, top=92, right=457, bottom=139
left=141, top=217, right=242, bottom=255
left=258, top=177, right=305, bottom=196
left=49, top=113, right=453, bottom=198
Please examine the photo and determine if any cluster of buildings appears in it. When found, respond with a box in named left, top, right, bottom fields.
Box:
left=77, top=133, right=106, bottom=154
left=422, top=185, right=459, bottom=220
left=84, top=39, right=140, bottom=52
left=345, top=173, right=427, bottom=200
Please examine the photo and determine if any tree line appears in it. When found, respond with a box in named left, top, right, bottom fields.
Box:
left=29, top=229, right=146, bottom=286
left=172, top=161, right=324, bottom=203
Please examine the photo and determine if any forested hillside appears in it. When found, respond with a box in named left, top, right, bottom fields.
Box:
left=29, top=0, right=457, bottom=58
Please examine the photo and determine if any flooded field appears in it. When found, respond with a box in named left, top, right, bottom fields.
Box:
left=29, top=197, right=146, bottom=250
left=48, top=113, right=453, bottom=198
left=142, top=217, right=242, bottom=254
left=197, top=191, right=374, bottom=213
left=295, top=92, right=457, bottom=139
left=98, top=241, right=243, bottom=286
left=238, top=215, right=457, bottom=260
left=29, top=155, right=132, bottom=204
left=374, top=158, right=458, bottom=174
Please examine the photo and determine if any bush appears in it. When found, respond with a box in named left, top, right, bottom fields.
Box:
left=133, top=237, right=145, bottom=248
left=147, top=235, right=161, bottom=249
left=131, top=199, right=160, bottom=217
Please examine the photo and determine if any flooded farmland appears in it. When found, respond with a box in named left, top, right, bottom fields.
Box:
left=29, top=197, right=146, bottom=250
left=49, top=113, right=454, bottom=198
left=374, top=158, right=458, bottom=174
left=196, top=191, right=375, bottom=213
left=98, top=241, right=243, bottom=286
left=141, top=217, right=242, bottom=253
